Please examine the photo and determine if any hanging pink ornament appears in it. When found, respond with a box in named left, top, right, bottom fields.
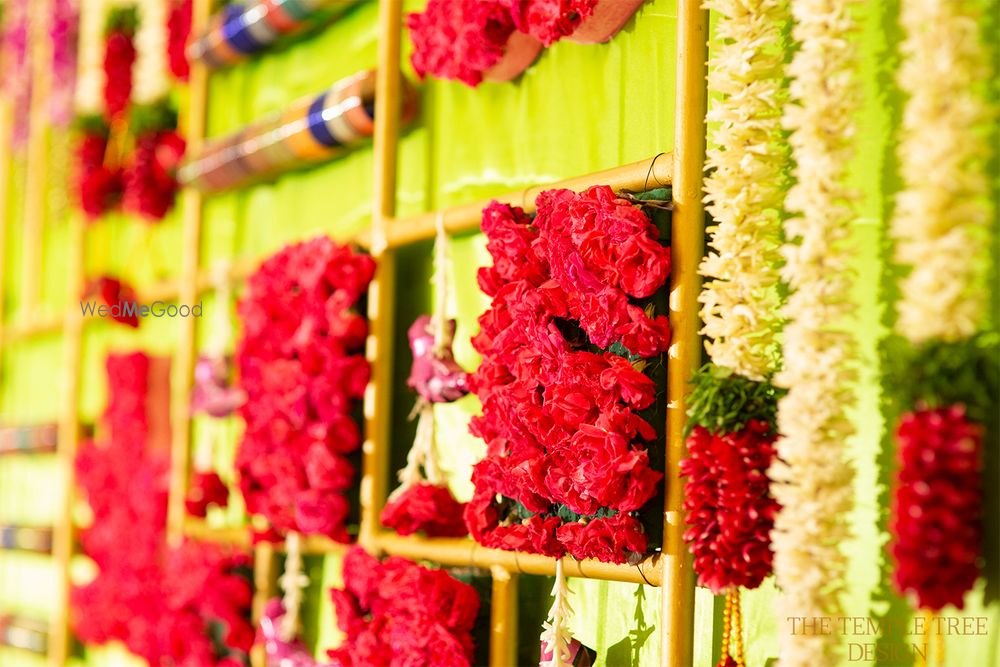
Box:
left=191, top=355, right=246, bottom=417
left=259, top=599, right=330, bottom=667
left=407, top=315, right=469, bottom=403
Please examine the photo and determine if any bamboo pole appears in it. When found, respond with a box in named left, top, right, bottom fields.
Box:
left=250, top=539, right=277, bottom=667
left=0, top=98, right=14, bottom=365
left=358, top=0, right=402, bottom=550
left=660, top=1, right=708, bottom=666
left=489, top=567, right=518, bottom=667
left=48, top=210, right=86, bottom=667
left=21, top=0, right=53, bottom=317
left=167, top=0, right=213, bottom=546
left=378, top=155, right=673, bottom=248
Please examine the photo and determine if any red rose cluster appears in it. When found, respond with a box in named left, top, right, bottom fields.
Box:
left=73, top=352, right=254, bottom=665
left=890, top=405, right=983, bottom=611
left=680, top=421, right=779, bottom=594
left=328, top=547, right=481, bottom=667
left=407, top=0, right=638, bottom=87
left=466, top=185, right=669, bottom=564
left=123, top=127, right=187, bottom=220
left=75, top=125, right=123, bottom=219
left=381, top=482, right=469, bottom=537
left=236, top=237, right=374, bottom=541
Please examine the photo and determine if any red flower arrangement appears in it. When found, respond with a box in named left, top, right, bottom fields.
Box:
left=504, top=0, right=596, bottom=46
left=382, top=482, right=469, bottom=537
left=466, top=186, right=670, bottom=564
left=86, top=275, right=141, bottom=327
left=167, top=0, right=193, bottom=81
left=185, top=471, right=231, bottom=518
left=103, top=7, right=137, bottom=121
left=73, top=352, right=254, bottom=666
left=327, top=547, right=481, bottom=667
left=236, top=237, right=374, bottom=541
left=407, top=0, right=644, bottom=86
left=75, top=118, right=124, bottom=220
left=889, top=405, right=983, bottom=611
left=123, top=124, right=186, bottom=220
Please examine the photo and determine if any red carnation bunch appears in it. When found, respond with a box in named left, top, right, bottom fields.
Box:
left=381, top=482, right=469, bottom=537
left=466, top=186, right=670, bottom=564
left=167, top=0, right=193, bottom=81
left=122, top=128, right=186, bottom=220
left=236, top=237, right=374, bottom=540
left=328, top=547, right=481, bottom=667
left=73, top=353, right=253, bottom=665
left=681, top=420, right=779, bottom=593
left=185, top=471, right=230, bottom=518
left=75, top=122, right=123, bottom=220
left=504, top=0, right=597, bottom=45
left=890, top=405, right=983, bottom=611
left=103, top=9, right=137, bottom=121
left=407, top=0, right=519, bottom=87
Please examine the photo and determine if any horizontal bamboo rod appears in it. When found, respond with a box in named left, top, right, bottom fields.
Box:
left=181, top=521, right=662, bottom=585
left=379, top=154, right=673, bottom=249
left=376, top=533, right=662, bottom=585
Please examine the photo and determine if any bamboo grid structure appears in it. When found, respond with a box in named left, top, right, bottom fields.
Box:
left=0, top=0, right=709, bottom=665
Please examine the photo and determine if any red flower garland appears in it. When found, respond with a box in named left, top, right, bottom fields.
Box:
left=328, top=547, right=481, bottom=667
left=466, top=186, right=669, bottom=564
left=185, top=471, right=230, bottom=518
left=73, top=352, right=254, bottom=665
left=236, top=237, right=374, bottom=540
left=889, top=405, right=983, bottom=611
left=103, top=9, right=137, bottom=121
left=88, top=275, right=141, bottom=328
left=681, top=420, right=779, bottom=594
left=167, top=0, right=192, bottom=81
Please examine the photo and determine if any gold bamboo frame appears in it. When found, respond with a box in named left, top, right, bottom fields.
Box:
left=170, top=1, right=707, bottom=666
left=0, top=0, right=707, bottom=664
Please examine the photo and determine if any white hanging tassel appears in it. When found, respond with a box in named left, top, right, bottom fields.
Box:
left=540, top=559, right=573, bottom=667
left=278, top=532, right=309, bottom=643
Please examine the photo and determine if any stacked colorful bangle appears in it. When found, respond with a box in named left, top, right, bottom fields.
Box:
left=0, top=424, right=58, bottom=454
left=0, top=526, right=53, bottom=553
left=187, top=0, right=365, bottom=69
left=179, top=70, right=418, bottom=193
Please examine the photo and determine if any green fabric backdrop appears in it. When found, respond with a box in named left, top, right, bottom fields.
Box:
left=1, top=0, right=997, bottom=665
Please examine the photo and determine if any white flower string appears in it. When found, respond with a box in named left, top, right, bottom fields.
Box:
left=770, top=0, right=861, bottom=665
left=539, top=559, right=573, bottom=667
left=278, top=531, right=309, bottom=643
left=76, top=0, right=111, bottom=114
left=389, top=212, right=451, bottom=498
left=132, top=0, right=170, bottom=105
left=699, top=0, right=789, bottom=380
left=891, top=0, right=995, bottom=342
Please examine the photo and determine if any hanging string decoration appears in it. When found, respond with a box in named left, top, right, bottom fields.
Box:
left=236, top=237, right=374, bottom=541
left=681, top=0, right=789, bottom=664
left=382, top=218, right=470, bottom=538
left=886, top=0, right=998, bottom=628
left=466, top=186, right=670, bottom=565
left=166, top=0, right=192, bottom=81
left=50, top=0, right=80, bottom=128
left=770, top=0, right=862, bottom=663
left=0, top=0, right=32, bottom=148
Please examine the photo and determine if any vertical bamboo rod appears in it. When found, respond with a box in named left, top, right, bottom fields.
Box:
left=250, top=539, right=278, bottom=667
left=358, top=0, right=402, bottom=549
left=49, top=211, right=86, bottom=667
left=21, top=0, right=53, bottom=316
left=167, top=0, right=212, bottom=546
left=0, top=98, right=14, bottom=365
left=661, top=1, right=708, bottom=666
left=489, top=567, right=518, bottom=667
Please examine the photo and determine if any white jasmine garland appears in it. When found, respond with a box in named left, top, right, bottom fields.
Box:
left=891, top=0, right=995, bottom=342
left=770, top=0, right=860, bottom=665
left=132, top=0, right=170, bottom=105
left=76, top=0, right=110, bottom=114
left=700, top=0, right=789, bottom=381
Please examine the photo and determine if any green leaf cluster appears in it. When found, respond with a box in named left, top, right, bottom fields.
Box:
left=684, top=363, right=785, bottom=437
